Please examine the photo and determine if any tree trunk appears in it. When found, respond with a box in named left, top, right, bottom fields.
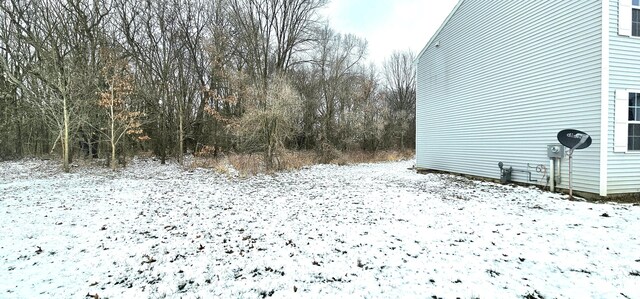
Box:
left=192, top=93, right=207, bottom=152
left=110, top=143, right=116, bottom=170
left=62, top=95, right=70, bottom=173
left=110, top=85, right=117, bottom=171
left=97, top=131, right=102, bottom=158
left=15, top=97, right=23, bottom=158
left=160, top=91, right=167, bottom=165
left=110, top=120, right=116, bottom=171
left=178, top=96, right=184, bottom=165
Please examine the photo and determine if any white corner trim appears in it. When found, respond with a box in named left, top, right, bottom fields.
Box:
left=600, top=0, right=610, bottom=197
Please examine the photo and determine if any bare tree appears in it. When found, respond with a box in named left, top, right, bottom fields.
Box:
left=117, top=0, right=184, bottom=164
left=0, top=0, right=416, bottom=170
left=1, top=0, right=108, bottom=171
left=227, top=0, right=326, bottom=167
left=97, top=49, right=146, bottom=170
left=311, top=26, right=367, bottom=150
left=174, top=0, right=214, bottom=154
left=383, top=50, right=416, bottom=149
left=349, top=64, right=385, bottom=151
left=228, top=0, right=326, bottom=86
left=235, top=75, right=301, bottom=169
left=0, top=15, right=27, bottom=159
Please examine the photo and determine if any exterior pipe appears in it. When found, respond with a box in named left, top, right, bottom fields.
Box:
left=549, top=158, right=555, bottom=192
left=498, top=162, right=539, bottom=183
left=566, top=134, right=589, bottom=200
left=556, top=157, right=562, bottom=185
left=568, top=149, right=576, bottom=200
left=511, top=168, right=537, bottom=182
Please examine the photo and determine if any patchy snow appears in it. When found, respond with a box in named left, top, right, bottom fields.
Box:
left=0, top=158, right=639, bottom=299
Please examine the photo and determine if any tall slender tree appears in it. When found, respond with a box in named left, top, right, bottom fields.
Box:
left=383, top=50, right=416, bottom=149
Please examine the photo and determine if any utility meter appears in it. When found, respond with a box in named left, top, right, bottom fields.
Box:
left=547, top=144, right=565, bottom=158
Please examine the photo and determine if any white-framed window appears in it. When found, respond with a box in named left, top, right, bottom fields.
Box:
left=614, top=89, right=640, bottom=152
left=619, top=0, right=640, bottom=36
left=633, top=0, right=640, bottom=36
left=628, top=92, right=640, bottom=150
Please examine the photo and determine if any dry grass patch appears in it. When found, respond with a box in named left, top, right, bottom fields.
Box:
left=189, top=156, right=235, bottom=175
left=277, top=150, right=317, bottom=171
left=228, top=153, right=264, bottom=176
left=188, top=153, right=264, bottom=177
left=331, top=150, right=414, bottom=166
left=188, top=149, right=415, bottom=176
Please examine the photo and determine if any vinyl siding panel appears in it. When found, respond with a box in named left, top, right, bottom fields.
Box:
left=417, top=0, right=602, bottom=194
left=607, top=0, right=640, bottom=194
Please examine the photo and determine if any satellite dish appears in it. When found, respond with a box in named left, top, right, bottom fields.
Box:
left=557, top=129, right=591, bottom=200
left=557, top=129, right=592, bottom=150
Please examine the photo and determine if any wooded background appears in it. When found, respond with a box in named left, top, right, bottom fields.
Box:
left=0, top=0, right=416, bottom=171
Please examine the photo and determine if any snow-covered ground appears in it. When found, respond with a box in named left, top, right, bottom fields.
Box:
left=0, top=158, right=639, bottom=299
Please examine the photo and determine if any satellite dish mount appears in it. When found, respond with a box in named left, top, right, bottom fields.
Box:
left=557, top=129, right=592, bottom=199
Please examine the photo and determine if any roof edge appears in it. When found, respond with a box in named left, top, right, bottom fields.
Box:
left=416, top=0, right=465, bottom=61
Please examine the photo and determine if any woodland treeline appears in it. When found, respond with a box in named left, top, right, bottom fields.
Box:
left=0, top=0, right=416, bottom=171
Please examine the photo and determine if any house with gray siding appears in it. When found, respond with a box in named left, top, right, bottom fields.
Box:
left=416, top=0, right=640, bottom=197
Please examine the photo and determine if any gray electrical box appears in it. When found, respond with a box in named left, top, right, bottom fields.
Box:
left=547, top=144, right=565, bottom=158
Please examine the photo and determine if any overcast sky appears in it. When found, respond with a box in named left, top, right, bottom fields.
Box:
left=321, top=0, right=459, bottom=66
